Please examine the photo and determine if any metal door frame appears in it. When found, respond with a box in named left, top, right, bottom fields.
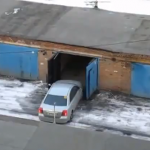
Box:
left=47, top=52, right=61, bottom=87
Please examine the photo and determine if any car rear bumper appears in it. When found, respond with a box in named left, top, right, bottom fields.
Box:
left=39, top=114, right=69, bottom=124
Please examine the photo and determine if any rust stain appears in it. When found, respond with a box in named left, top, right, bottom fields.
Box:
left=0, top=35, right=150, bottom=64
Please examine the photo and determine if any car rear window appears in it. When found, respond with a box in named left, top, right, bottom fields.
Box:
left=44, top=94, right=67, bottom=106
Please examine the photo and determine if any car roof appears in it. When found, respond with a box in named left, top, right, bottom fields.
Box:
left=48, top=82, right=74, bottom=96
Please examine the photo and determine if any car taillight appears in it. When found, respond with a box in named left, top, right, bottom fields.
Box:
left=62, top=110, right=68, bottom=116
left=38, top=107, right=43, bottom=113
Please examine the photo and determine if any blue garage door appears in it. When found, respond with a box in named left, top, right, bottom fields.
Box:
left=0, top=43, right=39, bottom=80
left=86, top=58, right=99, bottom=99
left=131, top=63, right=150, bottom=98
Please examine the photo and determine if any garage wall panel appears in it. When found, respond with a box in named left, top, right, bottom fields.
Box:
left=131, top=63, right=150, bottom=98
left=99, top=59, right=131, bottom=94
left=0, top=43, right=39, bottom=80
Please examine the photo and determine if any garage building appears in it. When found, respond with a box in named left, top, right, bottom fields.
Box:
left=0, top=0, right=150, bottom=99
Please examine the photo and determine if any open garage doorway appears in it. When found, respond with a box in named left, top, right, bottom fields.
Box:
left=46, top=52, right=99, bottom=99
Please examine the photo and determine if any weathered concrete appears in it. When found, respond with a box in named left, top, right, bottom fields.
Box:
left=0, top=114, right=39, bottom=126
left=0, top=117, right=150, bottom=150
left=0, top=120, right=37, bottom=150
left=25, top=122, right=150, bottom=150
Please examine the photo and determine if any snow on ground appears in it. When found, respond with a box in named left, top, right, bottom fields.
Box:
left=72, top=91, right=150, bottom=137
left=0, top=78, right=47, bottom=121
left=21, top=0, right=150, bottom=16
left=1, top=78, right=150, bottom=139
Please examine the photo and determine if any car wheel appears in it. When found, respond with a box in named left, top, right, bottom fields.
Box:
left=70, top=111, right=74, bottom=121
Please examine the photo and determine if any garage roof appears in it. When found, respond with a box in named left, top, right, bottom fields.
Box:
left=0, top=0, right=150, bottom=55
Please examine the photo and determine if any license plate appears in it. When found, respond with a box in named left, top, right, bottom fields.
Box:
left=44, top=111, right=54, bottom=117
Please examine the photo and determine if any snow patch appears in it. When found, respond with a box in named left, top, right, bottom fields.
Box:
left=68, top=122, right=94, bottom=130
left=73, top=92, right=150, bottom=136
left=0, top=79, right=45, bottom=119
left=20, top=0, right=150, bottom=15
left=0, top=110, right=39, bottom=121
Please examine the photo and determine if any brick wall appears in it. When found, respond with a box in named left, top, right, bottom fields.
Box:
left=38, top=50, right=53, bottom=82
left=38, top=50, right=131, bottom=94
left=99, top=58, right=131, bottom=94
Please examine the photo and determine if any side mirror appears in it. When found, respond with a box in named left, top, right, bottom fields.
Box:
left=47, top=84, right=51, bottom=89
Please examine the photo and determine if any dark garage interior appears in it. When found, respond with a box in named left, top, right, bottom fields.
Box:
left=61, top=53, right=92, bottom=88
left=47, top=52, right=99, bottom=99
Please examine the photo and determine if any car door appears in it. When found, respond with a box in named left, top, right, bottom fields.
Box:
left=69, top=86, right=80, bottom=111
left=74, top=86, right=82, bottom=106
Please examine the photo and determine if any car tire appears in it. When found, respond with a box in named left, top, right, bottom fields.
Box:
left=70, top=111, right=74, bottom=121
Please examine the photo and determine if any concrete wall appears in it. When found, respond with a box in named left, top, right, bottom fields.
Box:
left=99, top=58, right=131, bottom=94
left=25, top=122, right=150, bottom=150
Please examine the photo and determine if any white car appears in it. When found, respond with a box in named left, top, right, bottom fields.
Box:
left=38, top=80, right=83, bottom=124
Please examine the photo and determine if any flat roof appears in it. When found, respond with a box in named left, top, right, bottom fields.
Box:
left=1, top=0, right=150, bottom=55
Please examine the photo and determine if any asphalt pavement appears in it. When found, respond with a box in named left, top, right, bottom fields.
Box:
left=25, top=122, right=150, bottom=150
left=0, top=118, right=150, bottom=150
left=1, top=78, right=150, bottom=139
left=0, top=119, right=37, bottom=150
